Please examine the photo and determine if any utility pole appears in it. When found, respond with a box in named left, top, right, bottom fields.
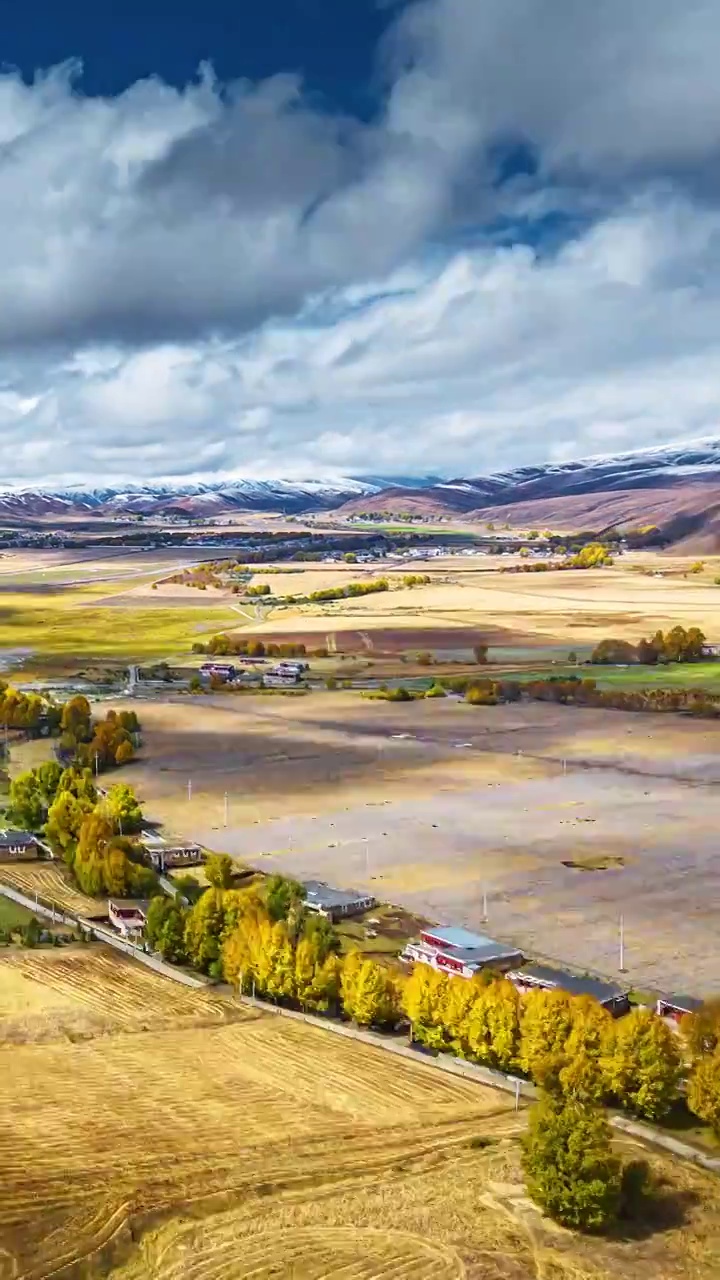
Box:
left=619, top=914, right=626, bottom=972
left=482, top=887, right=488, bottom=923
left=187, top=778, right=192, bottom=803
left=223, top=791, right=228, bottom=827
left=94, top=752, right=99, bottom=779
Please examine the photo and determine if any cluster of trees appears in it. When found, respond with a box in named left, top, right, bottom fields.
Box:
left=193, top=636, right=318, bottom=658
left=163, top=568, right=226, bottom=590
left=246, top=583, right=272, bottom=597
left=403, top=966, right=682, bottom=1121
left=564, top=542, right=614, bottom=569
left=402, top=574, right=431, bottom=587
left=591, top=626, right=706, bottom=666
left=0, top=682, right=57, bottom=732
left=10, top=757, right=153, bottom=898
left=422, top=673, right=720, bottom=720
left=58, top=698, right=139, bottom=771
left=307, top=578, right=389, bottom=603
left=684, top=1001, right=720, bottom=1138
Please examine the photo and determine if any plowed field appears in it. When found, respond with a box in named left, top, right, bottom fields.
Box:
left=0, top=862, right=106, bottom=917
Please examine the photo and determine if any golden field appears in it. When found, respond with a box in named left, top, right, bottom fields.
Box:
left=0, top=948, right=718, bottom=1280
left=0, top=861, right=107, bottom=918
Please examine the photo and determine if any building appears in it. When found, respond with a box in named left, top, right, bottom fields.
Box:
left=0, top=829, right=40, bottom=860
left=508, top=964, right=630, bottom=1016
left=108, top=899, right=150, bottom=939
left=401, top=925, right=523, bottom=979
left=303, top=880, right=376, bottom=922
left=199, top=662, right=237, bottom=681
left=262, top=669, right=302, bottom=687
left=139, top=832, right=204, bottom=872
left=275, top=660, right=309, bottom=674
left=656, top=993, right=704, bottom=1025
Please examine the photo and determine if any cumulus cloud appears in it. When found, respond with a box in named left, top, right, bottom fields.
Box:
left=0, top=1, right=719, bottom=483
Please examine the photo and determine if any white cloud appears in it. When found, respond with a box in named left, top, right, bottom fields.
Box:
left=0, top=2, right=719, bottom=482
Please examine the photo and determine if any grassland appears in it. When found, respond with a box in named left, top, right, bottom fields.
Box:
left=0, top=894, right=34, bottom=930
left=493, top=661, right=720, bottom=688
left=1, top=948, right=718, bottom=1280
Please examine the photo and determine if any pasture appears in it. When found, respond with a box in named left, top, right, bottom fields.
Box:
left=114, top=693, right=720, bottom=995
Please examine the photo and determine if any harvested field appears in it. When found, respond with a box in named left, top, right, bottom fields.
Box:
left=0, top=949, right=516, bottom=1279
left=239, top=563, right=720, bottom=648
left=0, top=949, right=237, bottom=1041
left=116, top=695, right=720, bottom=995
left=0, top=862, right=108, bottom=918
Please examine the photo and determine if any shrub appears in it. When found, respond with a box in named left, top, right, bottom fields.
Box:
left=522, top=1094, right=621, bottom=1231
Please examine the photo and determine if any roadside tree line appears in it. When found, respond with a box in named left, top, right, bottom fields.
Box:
left=143, top=870, right=720, bottom=1137
left=591, top=625, right=706, bottom=665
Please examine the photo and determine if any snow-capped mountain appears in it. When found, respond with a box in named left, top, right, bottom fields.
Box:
left=0, top=476, right=433, bottom=519
left=336, top=438, right=720, bottom=543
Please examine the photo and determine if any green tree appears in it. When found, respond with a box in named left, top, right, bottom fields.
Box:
left=35, top=760, right=63, bottom=804
left=184, top=889, right=226, bottom=972
left=265, top=874, right=304, bottom=922
left=105, top=783, right=143, bottom=834
left=601, top=1009, right=682, bottom=1121
left=522, top=1094, right=621, bottom=1231
left=205, top=853, right=234, bottom=889
left=7, top=772, right=44, bottom=830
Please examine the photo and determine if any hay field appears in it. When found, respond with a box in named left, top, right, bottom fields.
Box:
left=239, top=563, right=720, bottom=648
left=0, top=949, right=522, bottom=1280
left=0, top=861, right=108, bottom=917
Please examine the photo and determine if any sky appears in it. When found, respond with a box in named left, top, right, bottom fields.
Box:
left=2, top=0, right=720, bottom=488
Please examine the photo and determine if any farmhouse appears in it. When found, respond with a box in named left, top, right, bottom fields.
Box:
left=199, top=662, right=238, bottom=681
left=508, top=964, right=630, bottom=1016
left=656, top=993, right=703, bottom=1025
left=139, top=832, right=204, bottom=872
left=303, top=880, right=376, bottom=922
left=0, top=829, right=40, bottom=860
left=263, top=668, right=302, bottom=687
left=401, top=925, right=523, bottom=978
left=108, top=899, right=149, bottom=939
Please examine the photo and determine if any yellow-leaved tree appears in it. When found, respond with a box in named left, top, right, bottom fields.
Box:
left=439, top=974, right=482, bottom=1057
left=687, top=1053, right=720, bottom=1136
left=601, top=1009, right=682, bottom=1121
left=466, top=978, right=521, bottom=1071
left=518, top=989, right=575, bottom=1084
left=347, top=958, right=399, bottom=1028
left=341, top=950, right=364, bottom=1020
left=559, top=996, right=614, bottom=1103
left=402, top=964, right=447, bottom=1048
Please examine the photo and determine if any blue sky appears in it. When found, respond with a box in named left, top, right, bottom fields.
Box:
left=1, top=0, right=720, bottom=487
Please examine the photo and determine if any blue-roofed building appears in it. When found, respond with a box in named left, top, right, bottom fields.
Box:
left=400, top=922, right=523, bottom=979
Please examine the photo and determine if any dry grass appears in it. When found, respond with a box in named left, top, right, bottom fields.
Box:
left=0, top=950, right=514, bottom=1280
left=239, top=562, right=720, bottom=647
left=1, top=949, right=719, bottom=1280
left=0, top=861, right=107, bottom=917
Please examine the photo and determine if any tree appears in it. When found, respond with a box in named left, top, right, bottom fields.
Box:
left=115, top=740, right=135, bottom=766
left=205, top=853, right=234, bottom=889
left=8, top=772, right=44, bottom=830
left=522, top=1093, right=621, bottom=1231
left=350, top=959, right=399, bottom=1027
left=45, top=790, right=93, bottom=863
left=35, top=760, right=63, bottom=803
left=559, top=997, right=614, bottom=1103
left=466, top=979, right=521, bottom=1071
left=73, top=811, right=114, bottom=897
left=473, top=644, right=488, bottom=664
left=341, top=950, right=365, bottom=1020
left=681, top=998, right=720, bottom=1059
left=687, top=1053, right=720, bottom=1136
left=184, top=889, right=226, bottom=973
left=265, top=874, right=304, bottom=922
left=145, top=896, right=188, bottom=963
left=60, top=695, right=92, bottom=741
left=105, top=783, right=143, bottom=834
left=518, top=989, right=575, bottom=1082
left=601, top=1009, right=682, bottom=1120
left=402, top=964, right=446, bottom=1047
